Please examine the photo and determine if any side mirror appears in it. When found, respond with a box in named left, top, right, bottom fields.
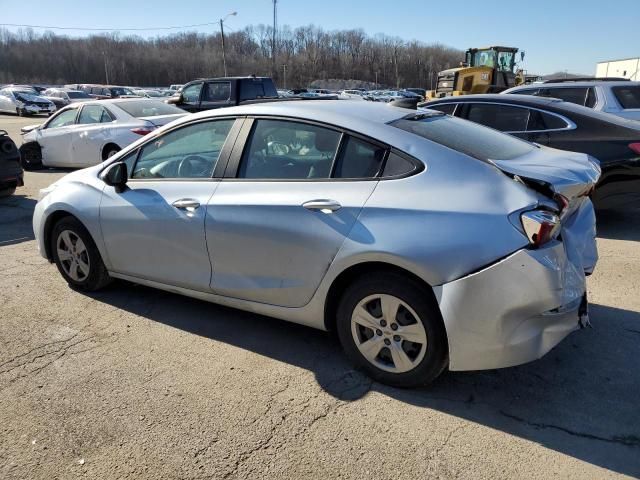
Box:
left=166, top=94, right=182, bottom=105
left=100, top=162, right=128, bottom=193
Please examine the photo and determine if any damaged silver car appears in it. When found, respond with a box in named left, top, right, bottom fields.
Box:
left=32, top=101, right=600, bottom=387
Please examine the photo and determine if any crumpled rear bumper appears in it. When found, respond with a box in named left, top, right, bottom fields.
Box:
left=434, top=239, right=590, bottom=371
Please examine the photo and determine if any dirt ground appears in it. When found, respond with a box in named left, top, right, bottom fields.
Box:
left=1, top=114, right=639, bottom=479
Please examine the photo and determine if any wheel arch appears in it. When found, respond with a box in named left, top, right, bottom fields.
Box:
left=101, top=142, right=121, bottom=160
left=323, top=261, right=445, bottom=334
left=43, top=210, right=86, bottom=262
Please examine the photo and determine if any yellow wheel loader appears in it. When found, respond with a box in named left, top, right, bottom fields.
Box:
left=426, top=46, right=525, bottom=99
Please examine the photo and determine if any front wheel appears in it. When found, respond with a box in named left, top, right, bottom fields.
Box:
left=336, top=272, right=448, bottom=387
left=19, top=142, right=43, bottom=170
left=51, top=216, right=111, bottom=291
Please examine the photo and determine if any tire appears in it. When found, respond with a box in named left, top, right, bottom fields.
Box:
left=103, top=145, right=120, bottom=160
left=16, top=107, right=29, bottom=117
left=0, top=185, right=16, bottom=197
left=51, top=216, right=111, bottom=291
left=336, top=272, right=448, bottom=388
left=19, top=143, right=43, bottom=170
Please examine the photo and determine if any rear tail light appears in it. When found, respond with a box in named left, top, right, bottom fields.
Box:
left=629, top=143, right=640, bottom=155
left=131, top=126, right=155, bottom=136
left=521, top=210, right=561, bottom=247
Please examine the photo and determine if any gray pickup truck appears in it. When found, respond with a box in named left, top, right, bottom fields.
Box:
left=167, top=76, right=289, bottom=113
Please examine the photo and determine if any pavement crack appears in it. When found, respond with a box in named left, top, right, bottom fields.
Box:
left=500, top=410, right=640, bottom=447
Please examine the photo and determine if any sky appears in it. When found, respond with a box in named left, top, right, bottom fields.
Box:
left=1, top=0, right=638, bottom=75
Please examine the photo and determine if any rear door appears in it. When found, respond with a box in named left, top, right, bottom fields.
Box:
left=462, top=102, right=547, bottom=142
left=206, top=118, right=384, bottom=307
left=72, top=104, right=116, bottom=166
left=199, top=81, right=232, bottom=110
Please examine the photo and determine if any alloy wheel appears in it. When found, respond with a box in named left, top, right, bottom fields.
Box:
left=350, top=293, right=427, bottom=373
left=56, top=230, right=91, bottom=282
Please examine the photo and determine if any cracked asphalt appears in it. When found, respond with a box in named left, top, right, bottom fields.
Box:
left=1, top=115, right=640, bottom=479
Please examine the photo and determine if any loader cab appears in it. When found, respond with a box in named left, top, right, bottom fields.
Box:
left=466, top=47, right=518, bottom=73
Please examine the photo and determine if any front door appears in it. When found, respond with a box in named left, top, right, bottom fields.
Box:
left=99, top=117, right=239, bottom=290
left=37, top=107, right=80, bottom=167
left=207, top=118, right=386, bottom=307
left=178, top=82, right=204, bottom=113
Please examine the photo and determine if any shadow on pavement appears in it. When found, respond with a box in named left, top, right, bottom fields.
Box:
left=89, top=284, right=640, bottom=477
left=0, top=193, right=37, bottom=245
left=597, top=208, right=640, bottom=242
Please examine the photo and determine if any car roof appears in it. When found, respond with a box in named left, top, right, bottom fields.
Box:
left=192, top=100, right=411, bottom=127
left=427, top=94, right=564, bottom=106
left=506, top=80, right=639, bottom=90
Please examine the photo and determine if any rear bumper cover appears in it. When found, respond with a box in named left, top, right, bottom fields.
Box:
left=434, top=241, right=589, bottom=371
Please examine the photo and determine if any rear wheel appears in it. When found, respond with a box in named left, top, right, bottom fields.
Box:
left=103, top=145, right=120, bottom=160
left=51, top=216, right=111, bottom=291
left=336, top=272, right=448, bottom=387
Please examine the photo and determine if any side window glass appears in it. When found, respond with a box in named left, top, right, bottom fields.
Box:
left=333, top=136, right=386, bottom=179
left=238, top=120, right=340, bottom=179
left=121, top=149, right=138, bottom=175
left=382, top=151, right=417, bottom=177
left=544, top=87, right=589, bottom=106
left=182, top=83, right=203, bottom=103
left=428, top=103, right=456, bottom=115
left=204, top=82, right=231, bottom=101
left=78, top=105, right=109, bottom=125
left=131, top=119, right=235, bottom=179
left=514, top=89, right=538, bottom=96
left=466, top=104, right=529, bottom=132
left=46, top=109, right=78, bottom=128
left=527, top=110, right=568, bottom=131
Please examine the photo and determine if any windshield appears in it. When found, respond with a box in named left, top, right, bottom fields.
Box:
left=472, top=50, right=497, bottom=68
left=68, top=91, right=91, bottom=99
left=113, top=100, right=185, bottom=117
left=391, top=112, right=535, bottom=161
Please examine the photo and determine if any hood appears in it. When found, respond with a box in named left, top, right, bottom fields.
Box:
left=491, top=146, right=601, bottom=202
left=14, top=92, right=51, bottom=103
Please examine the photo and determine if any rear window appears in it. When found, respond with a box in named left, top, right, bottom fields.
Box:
left=113, top=100, right=185, bottom=118
left=391, top=113, right=535, bottom=161
left=612, top=86, right=640, bottom=109
left=540, top=87, right=590, bottom=106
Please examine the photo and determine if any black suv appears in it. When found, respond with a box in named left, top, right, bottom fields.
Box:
left=0, top=130, right=24, bottom=197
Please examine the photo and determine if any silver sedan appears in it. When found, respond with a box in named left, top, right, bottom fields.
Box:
left=32, top=101, right=600, bottom=387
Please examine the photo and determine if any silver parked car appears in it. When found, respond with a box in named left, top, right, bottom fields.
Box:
left=0, top=86, right=56, bottom=116
left=33, top=101, right=600, bottom=387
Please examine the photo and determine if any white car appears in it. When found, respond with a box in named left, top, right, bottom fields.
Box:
left=503, top=80, right=640, bottom=121
left=0, top=87, right=56, bottom=116
left=19, top=99, right=187, bottom=169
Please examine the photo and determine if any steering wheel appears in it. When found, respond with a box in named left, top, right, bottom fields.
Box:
left=177, top=155, right=209, bottom=177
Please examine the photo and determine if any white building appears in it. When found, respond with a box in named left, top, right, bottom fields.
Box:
left=596, top=57, right=639, bottom=81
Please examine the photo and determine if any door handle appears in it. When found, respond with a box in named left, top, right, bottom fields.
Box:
left=302, top=199, right=342, bottom=213
left=172, top=198, right=200, bottom=210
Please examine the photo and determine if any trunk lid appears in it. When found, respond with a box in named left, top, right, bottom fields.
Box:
left=139, top=113, right=186, bottom=128
left=490, top=146, right=601, bottom=203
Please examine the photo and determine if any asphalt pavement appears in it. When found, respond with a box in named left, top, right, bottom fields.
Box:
left=1, top=114, right=639, bottom=479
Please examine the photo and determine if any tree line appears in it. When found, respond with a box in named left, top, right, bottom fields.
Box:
left=0, top=26, right=462, bottom=89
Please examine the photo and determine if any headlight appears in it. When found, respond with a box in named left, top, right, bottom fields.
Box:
left=38, top=183, right=58, bottom=201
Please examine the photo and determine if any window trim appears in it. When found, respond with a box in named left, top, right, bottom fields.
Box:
left=222, top=115, right=401, bottom=182
left=42, top=106, right=81, bottom=129
left=424, top=102, right=460, bottom=117
left=76, top=103, right=115, bottom=125
left=455, top=101, right=576, bottom=134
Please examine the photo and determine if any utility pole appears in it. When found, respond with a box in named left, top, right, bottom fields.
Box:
left=103, top=51, right=109, bottom=84
left=219, top=11, right=237, bottom=77
left=282, top=64, right=287, bottom=89
left=272, top=0, right=277, bottom=76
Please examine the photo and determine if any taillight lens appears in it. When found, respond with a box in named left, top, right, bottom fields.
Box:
left=521, top=210, right=561, bottom=247
left=131, top=126, right=155, bottom=136
left=629, top=143, right=640, bottom=155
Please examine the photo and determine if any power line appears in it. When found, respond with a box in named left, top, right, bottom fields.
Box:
left=0, top=21, right=228, bottom=32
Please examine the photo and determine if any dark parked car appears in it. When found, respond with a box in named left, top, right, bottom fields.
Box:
left=421, top=94, right=640, bottom=210
left=0, top=130, right=24, bottom=197
left=167, top=76, right=279, bottom=112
